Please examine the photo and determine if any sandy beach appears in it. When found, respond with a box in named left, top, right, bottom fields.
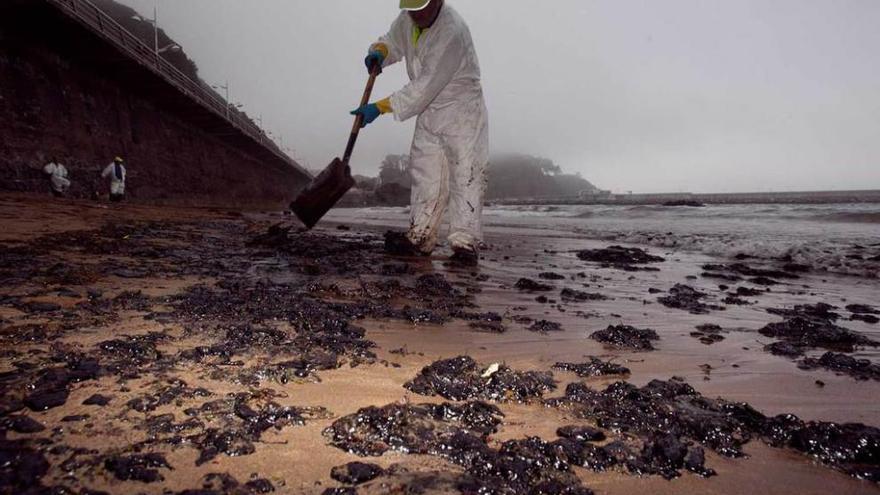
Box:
left=1, top=193, right=878, bottom=494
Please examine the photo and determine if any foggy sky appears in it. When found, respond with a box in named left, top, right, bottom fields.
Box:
left=118, top=0, right=880, bottom=193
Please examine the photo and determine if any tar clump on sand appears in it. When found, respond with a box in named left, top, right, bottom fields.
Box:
left=560, top=288, right=608, bottom=303
left=104, top=453, right=172, bottom=483
left=514, top=278, right=554, bottom=292
left=547, top=377, right=880, bottom=481
left=701, top=262, right=802, bottom=285
left=324, top=401, right=596, bottom=494
left=847, top=304, right=879, bottom=324
left=331, top=461, right=385, bottom=485
left=553, top=358, right=631, bottom=377
left=576, top=245, right=664, bottom=271
left=179, top=391, right=330, bottom=466
left=336, top=368, right=878, bottom=488
left=690, top=323, right=726, bottom=345
left=590, top=325, right=659, bottom=351
left=324, top=401, right=503, bottom=457
left=657, top=284, right=724, bottom=314
left=798, top=352, right=880, bottom=381
left=404, top=356, right=556, bottom=402
left=383, top=231, right=421, bottom=256
left=165, top=472, right=275, bottom=495
left=759, top=303, right=880, bottom=378
left=528, top=319, right=564, bottom=333
left=0, top=437, right=50, bottom=493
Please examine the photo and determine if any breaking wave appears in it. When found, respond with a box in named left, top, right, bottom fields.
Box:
left=602, top=232, right=879, bottom=279
left=343, top=203, right=880, bottom=278
left=805, top=212, right=880, bottom=224
left=483, top=203, right=880, bottom=279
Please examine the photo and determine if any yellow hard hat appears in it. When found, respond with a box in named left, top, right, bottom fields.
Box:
left=400, top=0, right=430, bottom=11
left=114, top=156, right=124, bottom=162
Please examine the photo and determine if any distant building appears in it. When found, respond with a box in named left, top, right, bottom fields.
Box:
left=608, top=192, right=693, bottom=202
left=579, top=189, right=611, bottom=199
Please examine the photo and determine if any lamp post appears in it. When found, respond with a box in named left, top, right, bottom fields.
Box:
left=153, top=3, right=158, bottom=57
left=157, top=43, right=180, bottom=54
left=230, top=102, right=243, bottom=126
left=131, top=1, right=164, bottom=66
left=212, top=81, right=230, bottom=118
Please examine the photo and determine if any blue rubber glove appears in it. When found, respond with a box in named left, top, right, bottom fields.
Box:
left=364, top=49, right=385, bottom=74
left=351, top=103, right=382, bottom=128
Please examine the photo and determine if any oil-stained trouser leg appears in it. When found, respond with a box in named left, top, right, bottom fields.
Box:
left=446, top=101, right=489, bottom=251
left=406, top=123, right=449, bottom=254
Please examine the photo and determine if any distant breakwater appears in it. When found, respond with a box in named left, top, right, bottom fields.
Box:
left=495, top=189, right=880, bottom=206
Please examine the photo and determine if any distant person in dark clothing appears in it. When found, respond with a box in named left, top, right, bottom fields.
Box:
left=101, top=156, right=127, bottom=202
left=43, top=157, right=71, bottom=197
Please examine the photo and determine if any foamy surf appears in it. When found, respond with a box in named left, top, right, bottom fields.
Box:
left=328, top=203, right=880, bottom=278
left=482, top=203, right=880, bottom=279
left=598, top=232, right=879, bottom=279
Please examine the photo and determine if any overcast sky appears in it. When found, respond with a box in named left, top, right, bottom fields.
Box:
left=118, top=0, right=879, bottom=193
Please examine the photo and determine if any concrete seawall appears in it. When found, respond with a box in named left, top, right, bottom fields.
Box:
left=0, top=0, right=309, bottom=207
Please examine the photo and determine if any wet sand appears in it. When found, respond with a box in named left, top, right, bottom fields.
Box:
left=0, top=193, right=878, bottom=494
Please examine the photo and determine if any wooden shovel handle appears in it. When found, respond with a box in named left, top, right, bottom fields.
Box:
left=343, top=64, right=382, bottom=165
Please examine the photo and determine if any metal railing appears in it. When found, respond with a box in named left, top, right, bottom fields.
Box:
left=45, top=0, right=308, bottom=177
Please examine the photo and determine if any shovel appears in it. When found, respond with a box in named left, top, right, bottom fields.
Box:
left=290, top=65, right=381, bottom=229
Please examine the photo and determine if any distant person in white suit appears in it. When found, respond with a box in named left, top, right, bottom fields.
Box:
left=101, top=156, right=127, bottom=202
left=43, top=157, right=71, bottom=197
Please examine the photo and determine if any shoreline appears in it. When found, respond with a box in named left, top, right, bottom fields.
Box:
left=326, top=203, right=880, bottom=280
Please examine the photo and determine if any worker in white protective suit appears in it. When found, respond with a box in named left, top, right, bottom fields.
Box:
left=101, top=156, right=127, bottom=202
left=352, top=0, right=489, bottom=265
left=43, top=158, right=71, bottom=197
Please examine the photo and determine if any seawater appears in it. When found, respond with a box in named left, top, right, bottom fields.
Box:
left=348, top=203, right=880, bottom=278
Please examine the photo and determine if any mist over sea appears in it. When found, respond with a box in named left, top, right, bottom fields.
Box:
left=342, top=202, right=880, bottom=278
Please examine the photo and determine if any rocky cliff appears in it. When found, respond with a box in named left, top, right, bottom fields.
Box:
left=0, top=1, right=308, bottom=207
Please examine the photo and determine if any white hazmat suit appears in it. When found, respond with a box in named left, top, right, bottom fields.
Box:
left=101, top=162, right=126, bottom=196
left=43, top=162, right=71, bottom=194
left=376, top=4, right=489, bottom=253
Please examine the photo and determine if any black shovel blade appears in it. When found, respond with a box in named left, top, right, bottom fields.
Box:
left=290, top=157, right=356, bottom=229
